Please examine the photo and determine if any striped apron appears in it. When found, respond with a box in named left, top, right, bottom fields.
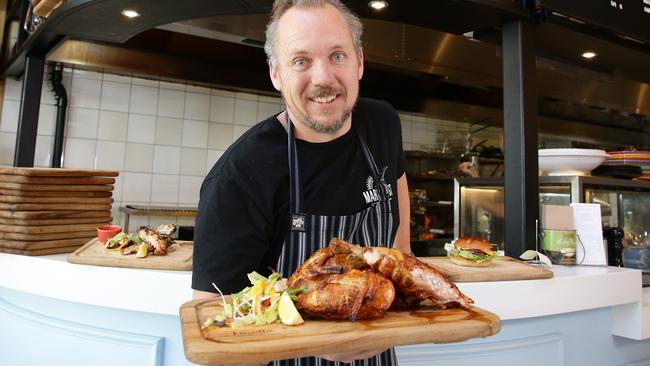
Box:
left=272, top=114, right=398, bottom=366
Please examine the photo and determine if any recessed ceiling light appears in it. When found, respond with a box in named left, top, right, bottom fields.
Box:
left=121, top=9, right=140, bottom=18
left=368, top=1, right=388, bottom=10
left=581, top=51, right=597, bottom=59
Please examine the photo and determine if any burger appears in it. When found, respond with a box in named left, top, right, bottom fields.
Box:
left=444, top=237, right=497, bottom=267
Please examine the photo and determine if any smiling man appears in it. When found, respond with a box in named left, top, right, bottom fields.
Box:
left=192, top=1, right=410, bottom=364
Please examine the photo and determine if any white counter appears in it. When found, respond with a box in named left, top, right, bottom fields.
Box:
left=0, top=252, right=647, bottom=335
left=2, top=252, right=650, bottom=366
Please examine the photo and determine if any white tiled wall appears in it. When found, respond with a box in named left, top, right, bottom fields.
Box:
left=0, top=66, right=499, bottom=231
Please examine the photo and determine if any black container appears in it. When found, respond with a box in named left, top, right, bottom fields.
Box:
left=603, top=227, right=624, bottom=267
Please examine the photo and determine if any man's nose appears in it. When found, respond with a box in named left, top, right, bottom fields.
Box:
left=311, top=60, right=335, bottom=86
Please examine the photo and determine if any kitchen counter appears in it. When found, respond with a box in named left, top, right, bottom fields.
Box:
left=1, top=252, right=650, bottom=366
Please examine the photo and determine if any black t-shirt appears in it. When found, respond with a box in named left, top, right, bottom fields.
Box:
left=192, top=98, right=405, bottom=293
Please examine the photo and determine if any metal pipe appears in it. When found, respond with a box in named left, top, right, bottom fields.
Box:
left=50, top=63, right=67, bottom=168
left=13, top=54, right=44, bottom=167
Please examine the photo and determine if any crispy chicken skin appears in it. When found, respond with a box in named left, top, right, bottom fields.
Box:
left=288, top=247, right=395, bottom=321
left=138, top=227, right=172, bottom=255
left=329, top=238, right=474, bottom=310
left=295, top=269, right=395, bottom=321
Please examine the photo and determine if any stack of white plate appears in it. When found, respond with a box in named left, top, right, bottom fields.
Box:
left=538, top=149, right=610, bottom=176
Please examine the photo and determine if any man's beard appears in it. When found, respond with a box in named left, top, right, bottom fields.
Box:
left=292, top=85, right=356, bottom=134
left=301, top=108, right=352, bottom=133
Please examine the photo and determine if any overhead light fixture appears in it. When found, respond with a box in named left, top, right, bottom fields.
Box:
left=121, top=9, right=140, bottom=18
left=581, top=51, right=597, bottom=59
left=368, top=1, right=388, bottom=10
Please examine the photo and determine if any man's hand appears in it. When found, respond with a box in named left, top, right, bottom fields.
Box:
left=320, top=348, right=387, bottom=363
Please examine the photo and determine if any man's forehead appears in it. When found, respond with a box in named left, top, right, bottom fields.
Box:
left=275, top=6, right=353, bottom=54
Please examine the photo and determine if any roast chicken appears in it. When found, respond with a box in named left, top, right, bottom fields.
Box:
left=287, top=238, right=473, bottom=321
left=288, top=246, right=394, bottom=321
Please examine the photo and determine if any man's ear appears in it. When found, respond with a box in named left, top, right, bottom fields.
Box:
left=269, top=61, right=282, bottom=91
left=357, top=48, right=364, bottom=80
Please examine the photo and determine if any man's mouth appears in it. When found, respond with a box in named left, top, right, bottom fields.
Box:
left=310, top=94, right=338, bottom=104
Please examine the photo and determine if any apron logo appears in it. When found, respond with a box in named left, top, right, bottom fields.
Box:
left=362, top=172, right=393, bottom=204
left=290, top=214, right=306, bottom=231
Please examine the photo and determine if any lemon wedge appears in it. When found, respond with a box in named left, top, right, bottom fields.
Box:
left=278, top=291, right=303, bottom=325
left=135, top=243, right=148, bottom=258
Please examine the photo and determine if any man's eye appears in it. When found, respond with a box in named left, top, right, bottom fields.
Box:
left=333, top=52, right=345, bottom=62
left=293, top=59, right=306, bottom=67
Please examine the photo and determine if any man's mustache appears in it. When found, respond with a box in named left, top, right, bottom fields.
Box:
left=308, top=86, right=343, bottom=99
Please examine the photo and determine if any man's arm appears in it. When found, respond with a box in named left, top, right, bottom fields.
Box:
left=394, top=173, right=411, bottom=253
left=193, top=289, right=218, bottom=300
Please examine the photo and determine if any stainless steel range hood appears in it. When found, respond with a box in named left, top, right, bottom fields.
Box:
left=48, top=13, right=650, bottom=146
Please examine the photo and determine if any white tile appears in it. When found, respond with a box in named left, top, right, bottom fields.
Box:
left=232, top=125, right=250, bottom=142
left=178, top=176, right=203, bottom=205
left=180, top=147, right=206, bottom=176
left=151, top=174, right=180, bottom=204
left=258, top=95, right=281, bottom=103
left=186, top=84, right=211, bottom=94
left=103, top=73, right=132, bottom=84
left=100, top=81, right=131, bottom=112
left=132, top=77, right=160, bottom=88
left=257, top=101, right=280, bottom=120
left=209, top=95, right=235, bottom=123
left=155, top=116, right=182, bottom=146
left=128, top=216, right=151, bottom=232
left=73, top=69, right=102, bottom=80
left=184, top=92, right=210, bottom=121
left=112, top=175, right=124, bottom=202
left=97, top=111, right=128, bottom=141
left=0, top=100, right=19, bottom=132
left=182, top=120, right=208, bottom=148
left=127, top=114, right=156, bottom=144
left=95, top=140, right=126, bottom=171
left=233, top=98, right=258, bottom=126
left=63, top=138, right=96, bottom=168
left=160, top=81, right=185, bottom=91
left=70, top=77, right=101, bottom=109
left=177, top=217, right=196, bottom=226
left=121, top=172, right=152, bottom=203
left=130, top=85, right=158, bottom=115
left=34, top=135, right=52, bottom=167
left=37, top=104, right=57, bottom=135
left=66, top=107, right=99, bottom=138
left=207, top=122, right=233, bottom=150
left=412, top=122, right=429, bottom=146
left=235, top=91, right=257, bottom=101
left=0, top=132, right=15, bottom=165
left=400, top=120, right=413, bottom=144
left=157, top=89, right=185, bottom=118
left=206, top=149, right=224, bottom=173
left=211, top=88, right=235, bottom=97
left=124, top=143, right=154, bottom=173
left=4, top=77, right=22, bottom=100
left=153, top=145, right=181, bottom=174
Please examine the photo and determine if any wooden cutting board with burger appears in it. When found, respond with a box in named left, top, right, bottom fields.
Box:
left=181, top=238, right=501, bottom=365
left=419, top=236, right=553, bottom=282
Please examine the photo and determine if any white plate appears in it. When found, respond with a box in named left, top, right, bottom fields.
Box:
left=538, top=149, right=610, bottom=176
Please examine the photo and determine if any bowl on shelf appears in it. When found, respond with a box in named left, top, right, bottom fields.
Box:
left=538, top=149, right=610, bottom=176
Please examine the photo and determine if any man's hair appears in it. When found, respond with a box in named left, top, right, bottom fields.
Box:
left=264, top=0, right=363, bottom=69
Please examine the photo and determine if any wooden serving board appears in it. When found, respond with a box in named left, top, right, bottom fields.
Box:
left=0, top=210, right=110, bottom=219
left=0, top=230, right=97, bottom=241
left=0, top=182, right=114, bottom=192
left=419, top=256, right=553, bottom=282
left=0, top=189, right=113, bottom=198
left=68, top=238, right=193, bottom=271
left=0, top=175, right=115, bottom=185
left=0, top=203, right=112, bottom=211
left=0, top=245, right=84, bottom=255
left=180, top=298, right=501, bottom=365
left=0, top=195, right=113, bottom=204
left=0, top=216, right=112, bottom=226
left=0, top=237, right=95, bottom=250
left=0, top=223, right=107, bottom=234
left=0, top=167, right=118, bottom=177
